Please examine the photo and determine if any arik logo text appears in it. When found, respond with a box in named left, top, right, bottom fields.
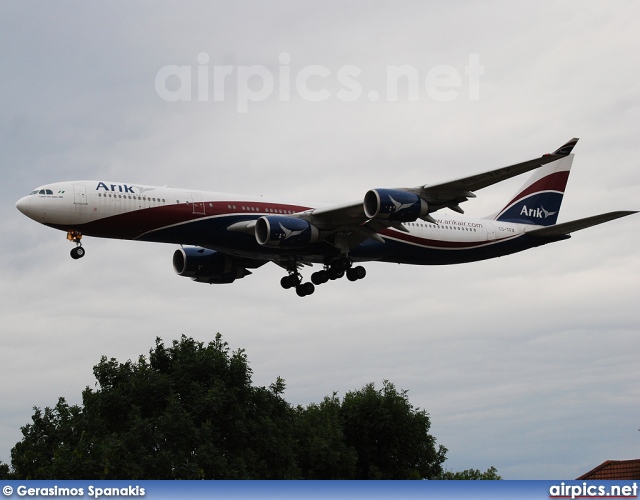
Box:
left=96, top=182, right=137, bottom=194
left=520, top=205, right=556, bottom=219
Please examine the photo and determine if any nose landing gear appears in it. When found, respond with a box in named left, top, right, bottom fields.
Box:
left=67, top=231, right=85, bottom=259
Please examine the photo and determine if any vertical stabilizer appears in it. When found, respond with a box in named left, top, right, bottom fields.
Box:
left=493, top=140, right=578, bottom=226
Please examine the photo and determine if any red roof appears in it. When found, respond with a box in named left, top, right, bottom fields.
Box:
left=577, top=459, right=640, bottom=480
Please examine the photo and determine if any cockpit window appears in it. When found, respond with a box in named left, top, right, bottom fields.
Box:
left=32, top=189, right=54, bottom=195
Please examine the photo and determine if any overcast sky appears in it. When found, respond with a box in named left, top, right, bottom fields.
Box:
left=1, top=1, right=639, bottom=479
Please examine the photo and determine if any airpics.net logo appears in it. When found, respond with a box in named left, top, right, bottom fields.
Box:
left=549, top=482, right=638, bottom=499
left=155, top=52, right=484, bottom=113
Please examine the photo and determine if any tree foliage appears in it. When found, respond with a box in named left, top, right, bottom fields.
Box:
left=0, top=461, right=10, bottom=479
left=5, top=333, right=477, bottom=480
left=339, top=381, right=447, bottom=479
left=11, top=335, right=296, bottom=479
left=293, top=393, right=358, bottom=479
left=437, top=466, right=502, bottom=480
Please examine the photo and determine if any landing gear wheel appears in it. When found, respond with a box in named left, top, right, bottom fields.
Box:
left=281, top=273, right=302, bottom=290
left=346, top=266, right=366, bottom=281
left=347, top=266, right=367, bottom=281
left=296, top=282, right=315, bottom=297
left=328, top=268, right=344, bottom=280
left=281, top=276, right=293, bottom=289
left=335, top=257, right=351, bottom=271
left=70, top=247, right=85, bottom=260
left=311, top=270, right=329, bottom=285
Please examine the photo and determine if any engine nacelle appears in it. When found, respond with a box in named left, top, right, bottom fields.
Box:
left=255, top=216, right=319, bottom=248
left=363, top=188, right=429, bottom=222
left=172, top=247, right=248, bottom=284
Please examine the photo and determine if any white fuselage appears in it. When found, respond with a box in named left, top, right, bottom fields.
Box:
left=16, top=180, right=534, bottom=268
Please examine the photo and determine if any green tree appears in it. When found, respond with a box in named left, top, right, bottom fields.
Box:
left=437, top=466, right=502, bottom=480
left=293, top=393, right=358, bottom=479
left=339, top=380, right=447, bottom=479
left=6, top=333, right=487, bottom=480
left=0, top=461, right=12, bottom=479
left=293, top=382, right=447, bottom=479
left=10, top=334, right=298, bottom=479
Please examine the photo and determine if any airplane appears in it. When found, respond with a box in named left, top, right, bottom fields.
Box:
left=15, top=138, right=637, bottom=297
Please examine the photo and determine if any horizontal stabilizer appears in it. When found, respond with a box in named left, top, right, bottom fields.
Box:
left=526, top=211, right=637, bottom=237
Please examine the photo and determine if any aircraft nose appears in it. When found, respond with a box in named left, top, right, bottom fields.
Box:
left=16, top=196, right=31, bottom=216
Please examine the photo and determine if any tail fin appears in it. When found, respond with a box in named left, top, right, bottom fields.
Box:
left=493, top=138, right=578, bottom=226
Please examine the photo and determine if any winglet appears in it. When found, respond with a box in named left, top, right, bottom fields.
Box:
left=552, top=137, right=579, bottom=156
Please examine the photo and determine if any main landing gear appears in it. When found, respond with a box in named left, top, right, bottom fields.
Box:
left=280, top=272, right=315, bottom=297
left=67, top=230, right=85, bottom=259
left=280, top=257, right=367, bottom=297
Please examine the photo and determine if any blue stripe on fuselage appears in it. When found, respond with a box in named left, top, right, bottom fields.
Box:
left=355, top=233, right=567, bottom=265
left=138, top=214, right=566, bottom=265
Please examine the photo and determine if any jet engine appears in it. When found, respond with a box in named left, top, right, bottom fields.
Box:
left=172, top=247, right=248, bottom=284
left=255, top=216, right=319, bottom=248
left=364, top=188, right=429, bottom=222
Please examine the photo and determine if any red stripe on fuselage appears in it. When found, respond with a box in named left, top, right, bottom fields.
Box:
left=379, top=228, right=511, bottom=249
left=503, top=171, right=570, bottom=208
left=46, top=200, right=310, bottom=241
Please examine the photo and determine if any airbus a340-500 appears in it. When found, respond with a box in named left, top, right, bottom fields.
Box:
left=16, top=138, right=636, bottom=297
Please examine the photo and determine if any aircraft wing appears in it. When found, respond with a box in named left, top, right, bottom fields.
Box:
left=296, top=138, right=579, bottom=248
left=525, top=211, right=638, bottom=237
left=405, top=137, right=579, bottom=214
left=297, top=202, right=393, bottom=250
